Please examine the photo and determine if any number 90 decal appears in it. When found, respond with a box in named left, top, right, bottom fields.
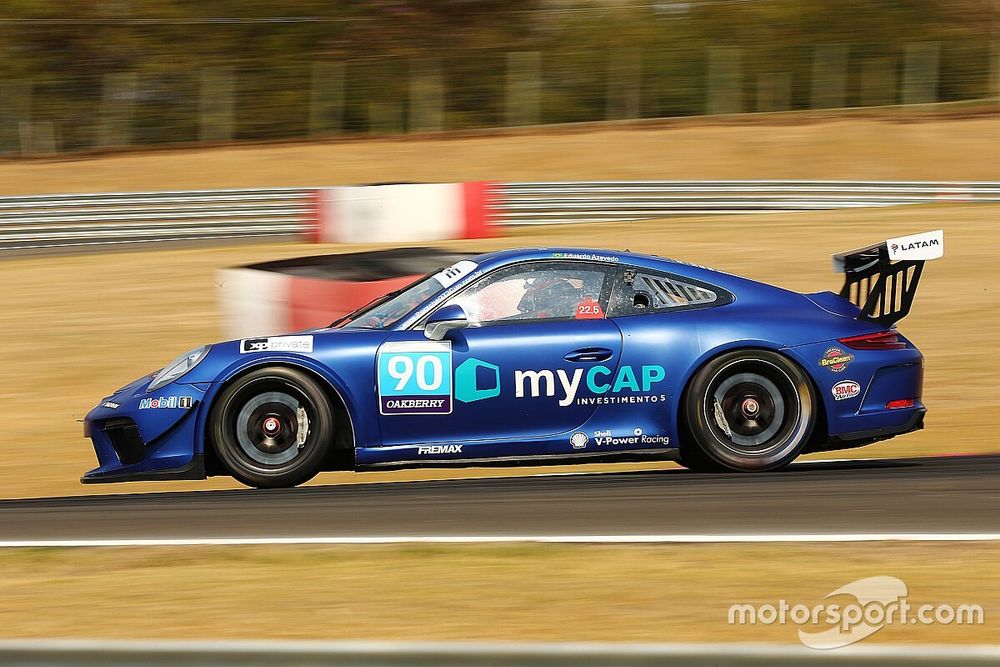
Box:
left=377, top=341, right=453, bottom=415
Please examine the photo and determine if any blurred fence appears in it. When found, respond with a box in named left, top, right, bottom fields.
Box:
left=2, top=180, right=998, bottom=253
left=1, top=39, right=998, bottom=155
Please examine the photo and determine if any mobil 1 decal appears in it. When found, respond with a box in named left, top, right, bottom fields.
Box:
left=378, top=341, right=453, bottom=415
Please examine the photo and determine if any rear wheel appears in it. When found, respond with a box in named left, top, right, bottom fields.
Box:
left=679, top=350, right=814, bottom=472
left=210, top=367, right=333, bottom=488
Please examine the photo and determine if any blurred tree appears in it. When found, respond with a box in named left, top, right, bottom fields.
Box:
left=0, top=0, right=993, bottom=152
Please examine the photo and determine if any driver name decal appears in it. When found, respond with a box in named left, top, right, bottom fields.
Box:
left=378, top=341, right=453, bottom=415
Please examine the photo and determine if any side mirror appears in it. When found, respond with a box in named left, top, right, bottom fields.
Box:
left=424, top=304, right=470, bottom=341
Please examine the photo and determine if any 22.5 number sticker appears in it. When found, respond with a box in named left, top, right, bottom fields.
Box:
left=377, top=341, right=453, bottom=415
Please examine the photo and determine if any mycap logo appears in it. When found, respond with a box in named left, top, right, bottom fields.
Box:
left=451, top=358, right=667, bottom=407
left=515, top=365, right=666, bottom=407
left=455, top=358, right=501, bottom=403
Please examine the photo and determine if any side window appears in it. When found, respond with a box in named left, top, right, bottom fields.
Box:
left=609, top=268, right=726, bottom=316
left=437, top=261, right=612, bottom=326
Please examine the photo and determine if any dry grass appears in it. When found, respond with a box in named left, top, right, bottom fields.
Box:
left=0, top=116, right=998, bottom=195
left=0, top=543, right=995, bottom=643
left=0, top=203, right=997, bottom=498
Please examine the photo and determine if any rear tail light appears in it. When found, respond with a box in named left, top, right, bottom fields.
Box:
left=838, top=331, right=907, bottom=350
left=886, top=399, right=916, bottom=410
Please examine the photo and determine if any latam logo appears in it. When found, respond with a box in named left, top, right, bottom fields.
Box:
left=886, top=230, right=944, bottom=261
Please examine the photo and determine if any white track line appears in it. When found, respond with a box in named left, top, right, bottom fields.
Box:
left=1, top=533, right=999, bottom=547
left=0, top=638, right=997, bottom=661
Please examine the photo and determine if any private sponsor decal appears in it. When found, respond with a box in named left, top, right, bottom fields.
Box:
left=417, top=444, right=463, bottom=455
left=887, top=230, right=944, bottom=262
left=570, top=432, right=589, bottom=450
left=378, top=341, right=453, bottom=415
left=240, top=335, right=313, bottom=354
left=101, top=401, right=120, bottom=409
left=832, top=380, right=862, bottom=401
left=138, top=396, right=192, bottom=410
left=819, top=347, right=854, bottom=373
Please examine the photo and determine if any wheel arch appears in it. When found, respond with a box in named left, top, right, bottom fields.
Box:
left=201, top=359, right=357, bottom=476
left=674, top=341, right=827, bottom=456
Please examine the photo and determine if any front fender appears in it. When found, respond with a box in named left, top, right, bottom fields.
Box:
left=186, top=350, right=370, bottom=459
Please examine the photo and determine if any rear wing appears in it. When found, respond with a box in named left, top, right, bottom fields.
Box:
left=832, top=230, right=943, bottom=327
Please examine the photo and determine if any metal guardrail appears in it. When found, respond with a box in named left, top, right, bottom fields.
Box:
left=496, top=180, right=1000, bottom=225
left=0, top=639, right=996, bottom=666
left=0, top=187, right=310, bottom=252
left=1, top=180, right=998, bottom=253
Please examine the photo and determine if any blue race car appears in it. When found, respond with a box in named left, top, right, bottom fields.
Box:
left=83, top=231, right=943, bottom=488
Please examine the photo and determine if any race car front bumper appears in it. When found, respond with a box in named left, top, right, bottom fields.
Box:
left=81, top=375, right=209, bottom=484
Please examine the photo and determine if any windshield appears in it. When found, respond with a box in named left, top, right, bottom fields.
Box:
left=337, top=259, right=479, bottom=330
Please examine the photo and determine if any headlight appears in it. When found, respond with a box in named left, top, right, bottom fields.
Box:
left=148, top=346, right=210, bottom=392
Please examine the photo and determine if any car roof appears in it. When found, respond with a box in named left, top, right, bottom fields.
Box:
left=469, top=246, right=748, bottom=290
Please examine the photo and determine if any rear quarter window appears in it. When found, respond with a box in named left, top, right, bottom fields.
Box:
left=609, top=268, right=732, bottom=317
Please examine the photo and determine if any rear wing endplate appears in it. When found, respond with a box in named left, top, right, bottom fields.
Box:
left=832, top=230, right=943, bottom=327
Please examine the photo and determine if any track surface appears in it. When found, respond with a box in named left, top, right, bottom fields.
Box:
left=0, top=455, right=997, bottom=540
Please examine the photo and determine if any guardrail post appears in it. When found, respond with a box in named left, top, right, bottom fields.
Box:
left=861, top=57, right=896, bottom=107
left=706, top=47, right=742, bottom=115
left=811, top=43, right=849, bottom=109
left=606, top=47, right=642, bottom=120
left=199, top=67, right=236, bottom=142
left=0, top=79, right=33, bottom=155
left=98, top=71, right=138, bottom=148
left=506, top=51, right=541, bottom=126
left=309, top=61, right=345, bottom=136
left=409, top=59, right=444, bottom=133
left=903, top=42, right=940, bottom=106
left=756, top=72, right=791, bottom=112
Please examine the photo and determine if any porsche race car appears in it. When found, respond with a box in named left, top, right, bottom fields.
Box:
left=83, top=230, right=943, bottom=488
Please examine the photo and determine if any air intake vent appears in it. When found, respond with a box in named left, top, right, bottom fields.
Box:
left=637, top=274, right=718, bottom=308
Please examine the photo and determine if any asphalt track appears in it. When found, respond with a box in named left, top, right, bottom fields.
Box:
left=0, top=454, right=996, bottom=542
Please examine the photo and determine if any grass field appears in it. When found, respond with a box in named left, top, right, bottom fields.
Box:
left=0, top=115, right=998, bottom=195
left=0, top=202, right=996, bottom=498
left=0, top=543, right=995, bottom=643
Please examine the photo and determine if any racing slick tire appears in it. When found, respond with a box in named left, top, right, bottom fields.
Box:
left=209, top=366, right=334, bottom=488
left=679, top=349, right=815, bottom=472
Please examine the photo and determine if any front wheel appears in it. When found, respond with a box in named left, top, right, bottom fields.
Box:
left=679, top=350, right=815, bottom=472
left=210, top=366, right=334, bottom=488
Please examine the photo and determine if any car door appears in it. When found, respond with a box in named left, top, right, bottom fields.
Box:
left=376, top=260, right=622, bottom=448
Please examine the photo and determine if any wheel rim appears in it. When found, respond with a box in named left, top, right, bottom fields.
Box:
left=704, top=359, right=803, bottom=459
left=228, top=380, right=316, bottom=469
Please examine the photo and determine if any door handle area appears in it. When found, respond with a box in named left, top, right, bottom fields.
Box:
left=564, top=347, right=614, bottom=363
